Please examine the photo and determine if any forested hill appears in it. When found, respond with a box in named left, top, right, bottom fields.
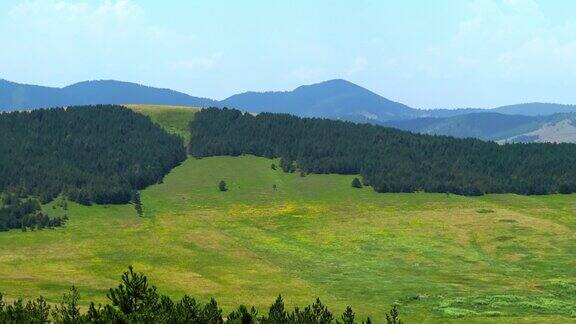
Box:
left=190, top=108, right=576, bottom=195
left=0, top=79, right=216, bottom=111
left=0, top=105, right=186, bottom=204
left=221, top=79, right=418, bottom=121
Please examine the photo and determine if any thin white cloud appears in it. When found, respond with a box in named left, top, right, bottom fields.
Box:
left=2, top=0, right=210, bottom=87
left=9, top=0, right=144, bottom=29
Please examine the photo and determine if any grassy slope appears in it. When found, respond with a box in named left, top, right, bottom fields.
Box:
left=0, top=105, right=575, bottom=322
left=126, top=104, right=199, bottom=142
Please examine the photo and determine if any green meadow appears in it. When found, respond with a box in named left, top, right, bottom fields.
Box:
left=126, top=104, right=199, bottom=142
left=0, top=105, right=575, bottom=322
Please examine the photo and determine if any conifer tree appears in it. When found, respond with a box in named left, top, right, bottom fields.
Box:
left=219, top=180, right=228, bottom=192
left=51, top=286, right=81, bottom=323
left=265, top=295, right=288, bottom=323
left=132, top=191, right=143, bottom=217
left=386, top=305, right=403, bottom=324
left=341, top=306, right=355, bottom=324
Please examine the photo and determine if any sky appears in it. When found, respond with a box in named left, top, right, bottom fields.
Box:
left=1, top=0, right=575, bottom=108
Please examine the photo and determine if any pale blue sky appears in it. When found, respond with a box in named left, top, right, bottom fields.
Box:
left=1, top=0, right=575, bottom=108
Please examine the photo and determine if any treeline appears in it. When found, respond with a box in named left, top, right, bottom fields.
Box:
left=0, top=266, right=402, bottom=323
left=0, top=194, right=66, bottom=231
left=190, top=108, right=576, bottom=195
left=0, top=105, right=186, bottom=205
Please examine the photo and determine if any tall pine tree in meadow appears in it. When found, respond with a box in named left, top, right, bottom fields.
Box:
left=132, top=191, right=143, bottom=217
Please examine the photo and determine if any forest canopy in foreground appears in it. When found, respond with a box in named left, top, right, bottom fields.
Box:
left=0, top=105, right=186, bottom=204
left=0, top=266, right=395, bottom=323
left=190, top=108, right=576, bottom=195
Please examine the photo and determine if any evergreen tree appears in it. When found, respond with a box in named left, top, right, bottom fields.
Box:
left=189, top=108, right=576, bottom=196
left=219, top=180, right=228, bottom=192
left=351, top=178, right=362, bottom=188
left=386, top=305, right=403, bottom=324
left=107, top=266, right=159, bottom=316
left=311, top=298, right=334, bottom=323
left=227, top=304, right=258, bottom=324
left=0, top=196, right=65, bottom=231
left=264, top=295, right=288, bottom=324
left=201, top=298, right=224, bottom=324
left=51, top=286, right=81, bottom=323
left=0, top=267, right=387, bottom=323
left=341, top=306, right=355, bottom=324
left=132, top=191, right=143, bottom=217
left=0, top=105, right=186, bottom=205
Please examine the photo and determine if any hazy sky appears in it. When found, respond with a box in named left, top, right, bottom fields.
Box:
left=1, top=0, right=575, bottom=108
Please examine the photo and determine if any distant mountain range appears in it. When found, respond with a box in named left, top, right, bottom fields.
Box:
left=0, top=79, right=216, bottom=110
left=4, top=78, right=576, bottom=118
left=221, top=79, right=418, bottom=121
left=382, top=112, right=576, bottom=143
left=2, top=77, right=576, bottom=143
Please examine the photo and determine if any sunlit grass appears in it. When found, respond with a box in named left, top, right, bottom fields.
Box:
left=126, top=104, right=199, bottom=142
left=0, top=155, right=575, bottom=322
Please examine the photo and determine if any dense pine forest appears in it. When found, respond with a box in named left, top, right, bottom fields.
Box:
left=0, top=105, right=186, bottom=205
left=0, top=266, right=396, bottom=323
left=190, top=108, right=576, bottom=195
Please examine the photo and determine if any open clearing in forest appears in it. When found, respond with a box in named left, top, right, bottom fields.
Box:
left=0, top=105, right=574, bottom=323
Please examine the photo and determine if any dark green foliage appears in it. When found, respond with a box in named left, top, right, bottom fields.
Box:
left=351, top=178, right=362, bottom=188
left=0, top=194, right=65, bottom=231
left=228, top=305, right=258, bottom=324
left=263, top=295, right=288, bottom=324
left=0, top=294, right=50, bottom=324
left=51, top=286, right=81, bottom=323
left=107, top=265, right=159, bottom=316
left=132, top=191, right=143, bottom=217
left=190, top=108, right=576, bottom=195
left=219, top=180, right=228, bottom=192
left=0, top=267, right=386, bottom=323
left=386, top=305, right=403, bottom=324
left=271, top=163, right=277, bottom=170
left=259, top=296, right=343, bottom=324
left=340, top=306, right=355, bottom=324
left=0, top=105, right=186, bottom=205
left=201, top=298, right=224, bottom=324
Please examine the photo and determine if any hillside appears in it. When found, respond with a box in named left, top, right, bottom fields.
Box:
left=501, top=116, right=576, bottom=143
left=382, top=112, right=546, bottom=140
left=493, top=103, right=576, bottom=116
left=1, top=154, right=575, bottom=322
left=126, top=104, right=199, bottom=143
left=3, top=78, right=576, bottom=120
left=190, top=108, right=576, bottom=195
left=0, top=105, right=575, bottom=322
left=4, top=78, right=576, bottom=143
left=0, top=105, right=186, bottom=205
left=382, top=112, right=576, bottom=143
left=221, top=79, right=419, bottom=121
left=0, top=79, right=215, bottom=111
